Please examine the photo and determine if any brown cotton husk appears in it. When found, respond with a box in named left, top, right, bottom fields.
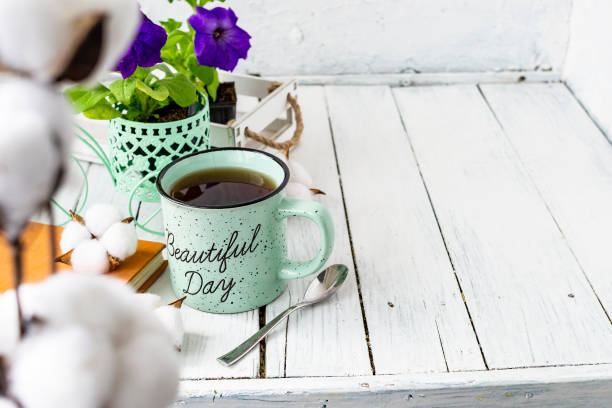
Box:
left=121, top=217, right=134, bottom=224
left=169, top=296, right=187, bottom=309
left=55, top=249, right=73, bottom=265
left=283, top=148, right=290, bottom=160
left=0, top=62, right=24, bottom=77
left=69, top=210, right=85, bottom=224
left=23, top=315, right=46, bottom=336
left=0, top=356, right=7, bottom=396
left=309, top=188, right=327, bottom=195
left=108, top=255, right=121, bottom=271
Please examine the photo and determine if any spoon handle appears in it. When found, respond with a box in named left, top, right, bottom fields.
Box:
left=217, top=303, right=304, bottom=366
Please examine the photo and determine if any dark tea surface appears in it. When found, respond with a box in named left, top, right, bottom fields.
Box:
left=170, top=167, right=277, bottom=207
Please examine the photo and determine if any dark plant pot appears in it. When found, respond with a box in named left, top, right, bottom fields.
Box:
left=147, top=95, right=203, bottom=123
left=210, top=82, right=237, bottom=124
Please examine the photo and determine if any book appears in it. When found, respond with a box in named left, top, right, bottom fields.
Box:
left=0, top=222, right=167, bottom=293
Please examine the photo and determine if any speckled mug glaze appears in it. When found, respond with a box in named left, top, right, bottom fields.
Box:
left=156, top=148, right=334, bottom=313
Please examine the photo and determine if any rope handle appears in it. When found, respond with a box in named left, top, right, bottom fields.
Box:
left=242, top=81, right=304, bottom=151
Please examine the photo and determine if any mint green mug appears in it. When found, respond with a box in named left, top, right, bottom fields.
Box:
left=156, top=148, right=335, bottom=313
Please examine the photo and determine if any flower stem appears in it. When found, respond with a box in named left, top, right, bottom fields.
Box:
left=48, top=203, right=57, bottom=275
left=10, top=239, right=25, bottom=338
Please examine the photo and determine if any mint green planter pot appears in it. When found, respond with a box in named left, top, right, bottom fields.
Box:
left=108, top=95, right=210, bottom=203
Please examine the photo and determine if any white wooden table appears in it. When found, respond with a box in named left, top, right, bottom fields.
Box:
left=49, top=79, right=612, bottom=406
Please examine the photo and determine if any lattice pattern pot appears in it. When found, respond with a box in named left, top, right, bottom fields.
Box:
left=108, top=97, right=210, bottom=202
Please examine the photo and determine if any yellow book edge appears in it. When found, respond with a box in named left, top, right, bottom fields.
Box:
left=0, top=222, right=167, bottom=293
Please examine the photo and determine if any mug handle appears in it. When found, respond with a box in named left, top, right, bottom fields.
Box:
left=276, top=197, right=335, bottom=280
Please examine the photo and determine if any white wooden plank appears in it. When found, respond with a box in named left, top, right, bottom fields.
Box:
left=392, top=85, right=612, bottom=369
left=257, top=86, right=371, bottom=378
left=81, top=163, right=130, bottom=213
left=177, top=364, right=612, bottom=408
left=172, top=290, right=261, bottom=380
left=480, top=83, right=612, bottom=316
left=31, top=159, right=90, bottom=225
left=135, top=202, right=165, bottom=243
left=326, top=86, right=484, bottom=374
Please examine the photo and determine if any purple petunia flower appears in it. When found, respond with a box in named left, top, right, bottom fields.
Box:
left=116, top=14, right=167, bottom=79
left=189, top=7, right=251, bottom=71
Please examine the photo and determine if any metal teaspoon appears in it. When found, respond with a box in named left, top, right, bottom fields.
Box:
left=217, top=264, right=349, bottom=367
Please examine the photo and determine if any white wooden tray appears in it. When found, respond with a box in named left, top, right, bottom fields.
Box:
left=50, top=80, right=612, bottom=407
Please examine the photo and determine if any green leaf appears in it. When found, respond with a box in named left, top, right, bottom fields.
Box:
left=198, top=0, right=225, bottom=5
left=144, top=65, right=168, bottom=86
left=160, top=18, right=182, bottom=33
left=151, top=63, right=173, bottom=78
left=161, top=30, right=191, bottom=65
left=132, top=66, right=154, bottom=80
left=66, top=85, right=111, bottom=113
left=83, top=102, right=121, bottom=120
left=206, top=70, right=220, bottom=101
left=195, top=82, right=206, bottom=95
left=135, top=80, right=170, bottom=101
left=64, top=86, right=87, bottom=102
left=187, top=55, right=215, bottom=84
left=158, top=73, right=198, bottom=107
left=109, top=78, right=137, bottom=105
left=165, top=30, right=190, bottom=48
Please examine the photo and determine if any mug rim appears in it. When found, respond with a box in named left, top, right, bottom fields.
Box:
left=156, top=147, right=290, bottom=209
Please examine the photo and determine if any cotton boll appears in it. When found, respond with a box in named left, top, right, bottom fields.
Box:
left=0, top=75, right=73, bottom=156
left=288, top=160, right=313, bottom=186
left=0, top=0, right=140, bottom=83
left=101, top=222, right=138, bottom=261
left=0, top=398, right=17, bottom=408
left=10, top=326, right=115, bottom=408
left=60, top=221, right=92, bottom=253
left=86, top=0, right=141, bottom=83
left=0, top=77, right=72, bottom=240
left=71, top=240, right=110, bottom=275
left=0, top=0, right=75, bottom=81
left=285, top=182, right=312, bottom=201
left=0, top=289, right=19, bottom=356
left=20, top=274, right=161, bottom=345
left=85, top=204, right=122, bottom=237
left=135, top=293, right=162, bottom=310
left=22, top=275, right=131, bottom=349
left=7, top=274, right=180, bottom=408
left=0, top=115, right=54, bottom=240
left=110, top=335, right=179, bottom=408
left=154, top=306, right=184, bottom=350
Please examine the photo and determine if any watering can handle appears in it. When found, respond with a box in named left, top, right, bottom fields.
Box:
left=128, top=172, right=165, bottom=237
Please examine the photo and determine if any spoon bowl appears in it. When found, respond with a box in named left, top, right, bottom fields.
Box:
left=303, top=264, right=348, bottom=303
